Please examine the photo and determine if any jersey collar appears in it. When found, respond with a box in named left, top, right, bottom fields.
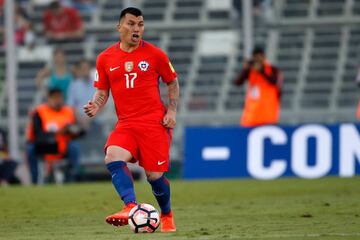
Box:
left=118, top=40, right=145, bottom=53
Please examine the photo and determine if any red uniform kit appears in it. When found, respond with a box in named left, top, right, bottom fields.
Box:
left=94, top=40, right=177, bottom=172
left=43, top=7, right=83, bottom=35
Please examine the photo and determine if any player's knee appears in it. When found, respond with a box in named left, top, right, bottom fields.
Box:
left=104, top=152, right=119, bottom=164
left=145, top=171, right=163, bottom=181
left=104, top=146, right=132, bottom=164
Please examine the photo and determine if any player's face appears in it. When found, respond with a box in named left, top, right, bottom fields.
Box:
left=118, top=14, right=144, bottom=47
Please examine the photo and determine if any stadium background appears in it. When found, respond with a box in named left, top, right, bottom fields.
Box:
left=0, top=1, right=360, bottom=239
left=1, top=0, right=360, bottom=182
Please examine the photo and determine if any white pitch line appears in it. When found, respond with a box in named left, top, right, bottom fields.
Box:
left=226, top=232, right=360, bottom=239
left=172, top=232, right=360, bottom=240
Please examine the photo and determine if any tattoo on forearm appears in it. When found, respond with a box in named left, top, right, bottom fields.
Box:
left=167, top=79, right=180, bottom=112
left=94, top=93, right=108, bottom=108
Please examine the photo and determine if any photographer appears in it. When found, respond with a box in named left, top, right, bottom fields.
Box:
left=234, top=46, right=282, bottom=127
left=26, top=88, right=83, bottom=184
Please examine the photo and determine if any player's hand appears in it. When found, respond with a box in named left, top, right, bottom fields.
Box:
left=162, top=109, right=176, bottom=128
left=83, top=101, right=99, bottom=118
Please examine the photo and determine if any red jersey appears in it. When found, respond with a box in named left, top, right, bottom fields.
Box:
left=94, top=41, right=177, bottom=124
left=43, top=7, right=82, bottom=34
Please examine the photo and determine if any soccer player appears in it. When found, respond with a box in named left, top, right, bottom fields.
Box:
left=83, top=7, right=178, bottom=232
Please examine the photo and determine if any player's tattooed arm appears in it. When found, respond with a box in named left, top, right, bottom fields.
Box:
left=166, top=78, right=180, bottom=112
left=84, top=89, right=109, bottom=117
left=93, top=90, right=109, bottom=108
left=162, top=78, right=179, bottom=128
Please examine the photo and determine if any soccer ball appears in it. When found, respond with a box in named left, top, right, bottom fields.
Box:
left=128, top=203, right=160, bottom=233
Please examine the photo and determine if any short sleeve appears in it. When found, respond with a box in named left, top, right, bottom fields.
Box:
left=43, top=11, right=51, bottom=32
left=156, top=50, right=177, bottom=83
left=66, top=82, right=76, bottom=106
left=69, top=8, right=83, bottom=30
left=94, top=54, right=110, bottom=90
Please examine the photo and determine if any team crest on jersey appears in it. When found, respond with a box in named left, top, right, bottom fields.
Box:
left=125, top=62, right=134, bottom=72
left=138, top=61, right=150, bottom=71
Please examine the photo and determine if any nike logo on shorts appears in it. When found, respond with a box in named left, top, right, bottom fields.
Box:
left=157, top=161, right=166, bottom=165
left=110, top=66, right=120, bottom=72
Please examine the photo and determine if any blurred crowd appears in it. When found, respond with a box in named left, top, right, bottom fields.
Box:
left=26, top=46, right=98, bottom=184
left=0, top=0, right=97, bottom=47
left=0, top=0, right=101, bottom=185
left=0, top=0, right=99, bottom=105
left=0, top=0, right=359, bottom=185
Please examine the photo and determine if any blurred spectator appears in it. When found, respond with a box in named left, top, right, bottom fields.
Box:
left=0, top=2, right=32, bottom=47
left=14, top=4, right=30, bottom=45
left=72, top=0, right=97, bottom=13
left=43, top=0, right=84, bottom=44
left=234, top=46, right=283, bottom=127
left=0, top=129, right=20, bottom=186
left=26, top=88, right=83, bottom=184
left=18, top=23, right=53, bottom=62
left=67, top=59, right=95, bottom=129
left=36, top=48, right=74, bottom=100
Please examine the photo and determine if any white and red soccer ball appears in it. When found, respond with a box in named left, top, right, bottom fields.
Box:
left=128, top=203, right=160, bottom=233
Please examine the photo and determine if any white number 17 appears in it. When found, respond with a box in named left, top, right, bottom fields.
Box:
left=125, top=73, right=137, bottom=88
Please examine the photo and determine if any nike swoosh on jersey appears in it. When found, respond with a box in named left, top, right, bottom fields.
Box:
left=157, top=161, right=166, bottom=165
left=110, top=66, right=120, bottom=72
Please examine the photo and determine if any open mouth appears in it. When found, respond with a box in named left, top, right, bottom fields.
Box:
left=132, top=33, right=140, bottom=41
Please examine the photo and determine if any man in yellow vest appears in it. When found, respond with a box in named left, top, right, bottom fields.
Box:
left=234, top=46, right=283, bottom=127
left=26, top=88, right=82, bottom=184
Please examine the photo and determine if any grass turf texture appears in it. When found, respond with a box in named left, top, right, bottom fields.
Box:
left=0, top=177, right=359, bottom=240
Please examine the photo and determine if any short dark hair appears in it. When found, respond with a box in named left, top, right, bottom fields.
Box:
left=48, top=1, right=60, bottom=10
left=48, top=88, right=63, bottom=97
left=119, top=7, right=143, bottom=22
left=252, top=46, right=265, bottom=55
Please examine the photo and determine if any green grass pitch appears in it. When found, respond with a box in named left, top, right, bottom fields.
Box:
left=0, top=177, right=359, bottom=240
